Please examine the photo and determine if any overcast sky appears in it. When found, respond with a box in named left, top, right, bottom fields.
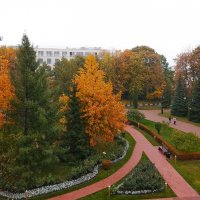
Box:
left=1, top=0, right=200, bottom=66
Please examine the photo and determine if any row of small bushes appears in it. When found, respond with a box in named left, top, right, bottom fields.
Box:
left=129, top=119, right=200, bottom=160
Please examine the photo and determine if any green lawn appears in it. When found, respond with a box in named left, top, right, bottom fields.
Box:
left=135, top=127, right=159, bottom=146
left=140, top=119, right=200, bottom=152
left=170, top=159, right=200, bottom=194
left=28, top=133, right=136, bottom=200
left=82, top=154, right=175, bottom=200
left=160, top=110, right=200, bottom=127
left=81, top=188, right=174, bottom=200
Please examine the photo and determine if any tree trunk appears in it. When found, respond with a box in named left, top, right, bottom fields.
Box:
left=132, top=92, right=138, bottom=108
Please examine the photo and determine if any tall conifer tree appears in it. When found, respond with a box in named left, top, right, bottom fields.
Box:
left=188, top=79, right=200, bottom=122
left=171, top=77, right=188, bottom=116
left=11, top=34, right=50, bottom=134
left=64, top=84, right=92, bottom=161
left=5, top=35, right=57, bottom=191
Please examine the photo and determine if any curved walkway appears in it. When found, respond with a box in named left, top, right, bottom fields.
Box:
left=125, top=126, right=199, bottom=198
left=139, top=110, right=200, bottom=137
left=49, top=125, right=199, bottom=200
left=49, top=131, right=143, bottom=200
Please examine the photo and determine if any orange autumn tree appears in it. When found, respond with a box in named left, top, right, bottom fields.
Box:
left=146, top=82, right=166, bottom=100
left=0, top=56, right=15, bottom=127
left=74, top=55, right=126, bottom=146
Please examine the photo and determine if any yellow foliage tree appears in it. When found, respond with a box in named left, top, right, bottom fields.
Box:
left=146, top=82, right=166, bottom=100
left=59, top=93, right=69, bottom=126
left=74, top=55, right=126, bottom=146
left=0, top=56, right=15, bottom=127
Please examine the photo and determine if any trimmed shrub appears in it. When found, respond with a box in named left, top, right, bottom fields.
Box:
left=127, top=110, right=145, bottom=122
left=102, top=160, right=112, bottom=170
left=155, top=122, right=162, bottom=133
left=121, top=132, right=126, bottom=138
left=113, top=159, right=165, bottom=194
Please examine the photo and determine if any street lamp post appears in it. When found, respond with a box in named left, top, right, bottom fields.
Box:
left=161, top=96, right=164, bottom=114
left=108, top=185, right=111, bottom=197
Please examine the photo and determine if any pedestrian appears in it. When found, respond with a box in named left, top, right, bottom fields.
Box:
left=173, top=117, right=176, bottom=125
left=168, top=115, right=171, bottom=124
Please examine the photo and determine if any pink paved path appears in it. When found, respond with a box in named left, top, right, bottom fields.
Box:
left=150, top=198, right=200, bottom=200
left=49, top=125, right=199, bottom=200
left=48, top=130, right=143, bottom=200
left=125, top=126, right=199, bottom=198
left=139, top=110, right=200, bottom=137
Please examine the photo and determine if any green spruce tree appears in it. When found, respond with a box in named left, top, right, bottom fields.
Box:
left=161, top=55, right=174, bottom=108
left=171, top=77, right=188, bottom=116
left=63, top=84, right=92, bottom=163
left=10, top=34, right=51, bottom=134
left=6, top=35, right=58, bottom=192
left=188, top=79, right=200, bottom=122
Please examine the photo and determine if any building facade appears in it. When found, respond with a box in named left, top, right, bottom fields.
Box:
left=35, top=47, right=102, bottom=68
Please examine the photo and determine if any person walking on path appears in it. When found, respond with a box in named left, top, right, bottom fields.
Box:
left=173, top=117, right=177, bottom=125
left=168, top=115, right=172, bottom=124
left=139, top=109, right=200, bottom=137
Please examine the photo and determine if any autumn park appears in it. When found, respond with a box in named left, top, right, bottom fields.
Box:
left=0, top=34, right=200, bottom=200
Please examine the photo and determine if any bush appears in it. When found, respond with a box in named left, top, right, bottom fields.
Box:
left=121, top=132, right=126, bottom=138
left=155, top=122, right=162, bottom=133
left=114, top=159, right=165, bottom=192
left=0, top=135, right=128, bottom=193
left=102, top=160, right=112, bottom=170
left=127, top=110, right=145, bottom=122
left=171, top=130, right=200, bottom=152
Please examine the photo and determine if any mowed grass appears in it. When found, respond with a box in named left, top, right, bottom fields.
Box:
left=82, top=154, right=175, bottom=200
left=135, top=127, right=159, bottom=146
left=28, top=133, right=136, bottom=200
left=140, top=119, right=200, bottom=152
left=170, top=159, right=200, bottom=194
left=81, top=187, right=174, bottom=200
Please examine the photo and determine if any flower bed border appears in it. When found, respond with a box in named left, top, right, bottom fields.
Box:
left=113, top=186, right=164, bottom=196
left=0, top=138, right=129, bottom=199
left=129, top=119, right=200, bottom=160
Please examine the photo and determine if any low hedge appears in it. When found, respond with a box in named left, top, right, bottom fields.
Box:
left=129, top=120, right=200, bottom=160
left=102, top=160, right=112, bottom=170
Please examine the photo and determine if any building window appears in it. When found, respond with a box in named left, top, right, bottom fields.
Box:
left=38, top=58, right=43, bottom=65
left=47, top=58, right=51, bottom=65
left=76, top=52, right=83, bottom=56
left=54, top=51, right=60, bottom=57
left=62, top=51, right=68, bottom=57
left=55, top=58, right=60, bottom=63
left=70, top=52, right=73, bottom=57
left=46, top=51, right=52, bottom=57
left=38, top=51, right=44, bottom=57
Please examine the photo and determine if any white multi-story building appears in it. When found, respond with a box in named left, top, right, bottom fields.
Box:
left=35, top=47, right=102, bottom=68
